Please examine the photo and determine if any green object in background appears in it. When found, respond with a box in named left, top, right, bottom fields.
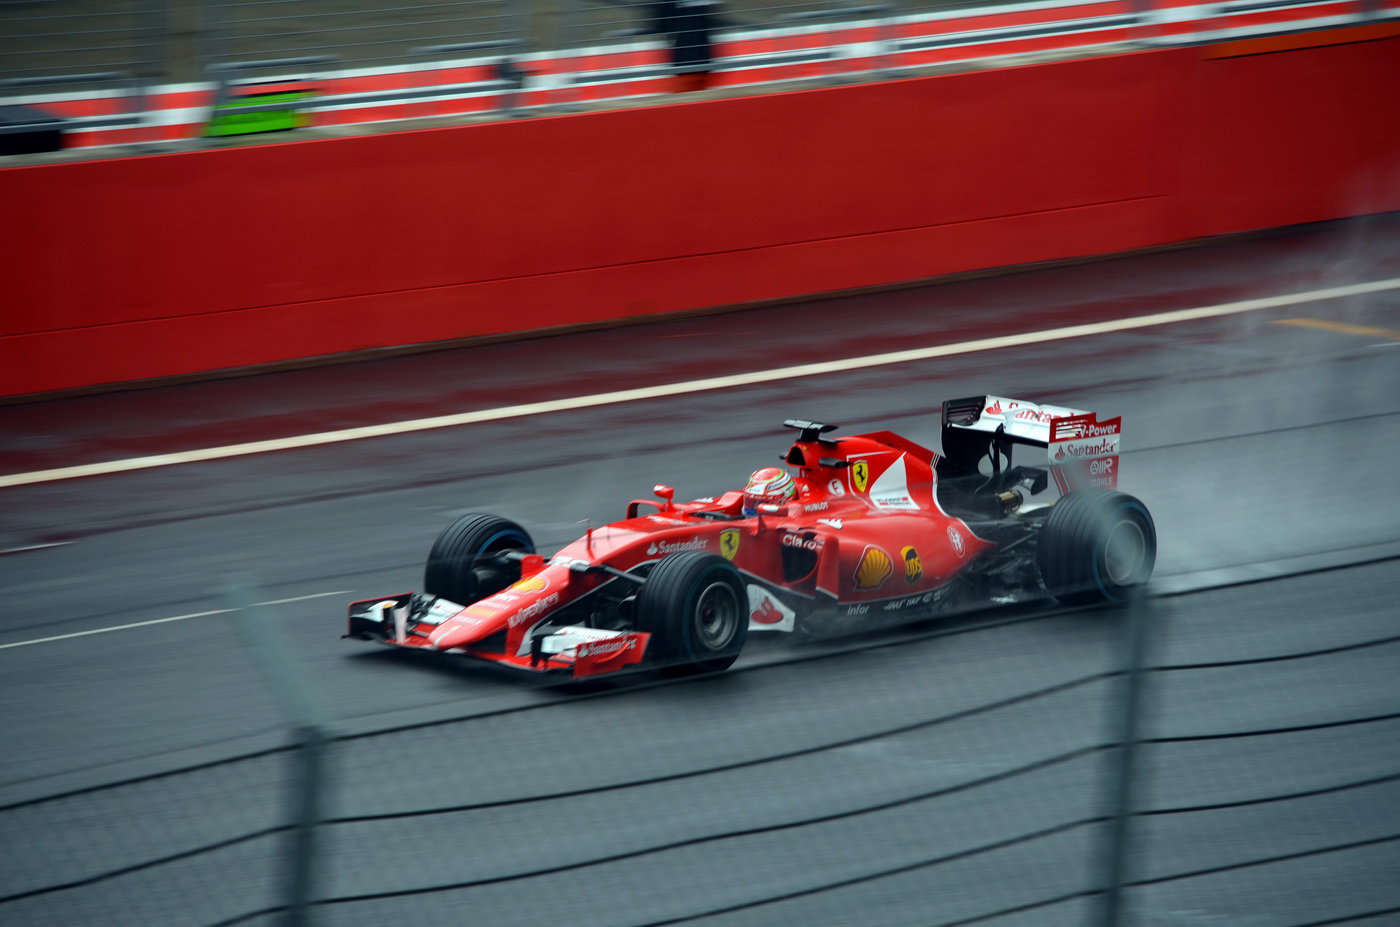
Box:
left=204, top=88, right=313, bottom=137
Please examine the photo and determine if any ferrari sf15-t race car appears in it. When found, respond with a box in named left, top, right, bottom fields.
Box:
left=346, top=395, right=1156, bottom=678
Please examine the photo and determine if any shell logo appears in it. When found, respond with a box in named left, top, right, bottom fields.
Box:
left=851, top=459, right=870, bottom=493
left=511, top=575, right=549, bottom=593
left=853, top=545, right=892, bottom=590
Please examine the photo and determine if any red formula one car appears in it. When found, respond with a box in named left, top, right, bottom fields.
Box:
left=347, top=396, right=1156, bottom=677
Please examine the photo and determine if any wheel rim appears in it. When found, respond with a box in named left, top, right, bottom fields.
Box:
left=1103, top=518, right=1147, bottom=586
left=694, top=581, right=741, bottom=651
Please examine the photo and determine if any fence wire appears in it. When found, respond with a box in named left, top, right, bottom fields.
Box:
left=0, top=0, right=1011, bottom=86
left=202, top=0, right=526, bottom=71
left=0, top=0, right=164, bottom=80
left=2, top=563, right=1397, bottom=926
left=0, top=746, right=292, bottom=927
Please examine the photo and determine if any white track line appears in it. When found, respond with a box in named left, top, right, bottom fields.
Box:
left=3, top=277, right=1397, bottom=491
left=0, top=542, right=72, bottom=556
left=0, top=590, right=350, bottom=650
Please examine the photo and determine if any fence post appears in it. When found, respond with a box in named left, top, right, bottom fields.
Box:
left=285, top=725, right=328, bottom=927
left=872, top=1, right=895, bottom=78
left=223, top=578, right=331, bottom=927
left=200, top=0, right=232, bottom=109
left=129, top=0, right=165, bottom=142
left=1096, top=595, right=1154, bottom=927
left=554, top=0, right=583, bottom=110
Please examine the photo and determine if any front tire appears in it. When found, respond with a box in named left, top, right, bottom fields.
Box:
left=636, top=552, right=748, bottom=674
left=1036, top=491, right=1156, bottom=606
left=423, top=514, right=534, bottom=606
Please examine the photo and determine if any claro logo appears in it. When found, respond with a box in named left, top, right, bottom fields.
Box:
left=781, top=532, right=824, bottom=552
left=508, top=592, right=560, bottom=628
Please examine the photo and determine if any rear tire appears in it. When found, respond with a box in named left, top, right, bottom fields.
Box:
left=636, top=552, right=748, bottom=674
left=423, top=514, right=534, bottom=606
left=1036, top=491, right=1156, bottom=606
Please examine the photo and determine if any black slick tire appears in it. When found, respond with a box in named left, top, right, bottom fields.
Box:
left=1036, top=490, right=1156, bottom=606
left=636, top=552, right=748, bottom=674
left=423, top=514, right=534, bottom=606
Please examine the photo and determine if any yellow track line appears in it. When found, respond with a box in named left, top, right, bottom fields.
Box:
left=1273, top=317, right=1400, bottom=341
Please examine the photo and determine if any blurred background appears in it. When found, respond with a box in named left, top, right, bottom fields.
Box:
left=4, top=0, right=1389, bottom=150
left=2, top=3, right=1399, bottom=926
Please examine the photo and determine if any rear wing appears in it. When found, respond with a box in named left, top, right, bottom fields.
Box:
left=941, top=395, right=1122, bottom=492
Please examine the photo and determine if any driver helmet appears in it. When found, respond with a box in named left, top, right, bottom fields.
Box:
left=743, top=467, right=798, bottom=515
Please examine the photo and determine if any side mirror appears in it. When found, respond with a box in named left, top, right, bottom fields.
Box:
left=653, top=484, right=676, bottom=511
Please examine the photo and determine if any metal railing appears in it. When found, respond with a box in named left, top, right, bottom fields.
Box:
left=0, top=72, right=147, bottom=137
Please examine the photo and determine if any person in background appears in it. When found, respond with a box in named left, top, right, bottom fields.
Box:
left=648, top=0, right=720, bottom=92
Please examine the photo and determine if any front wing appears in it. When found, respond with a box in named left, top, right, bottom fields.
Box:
left=346, top=594, right=651, bottom=678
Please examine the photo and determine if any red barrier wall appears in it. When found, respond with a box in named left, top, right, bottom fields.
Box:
left=1174, top=40, right=1400, bottom=237
left=3, top=39, right=1397, bottom=396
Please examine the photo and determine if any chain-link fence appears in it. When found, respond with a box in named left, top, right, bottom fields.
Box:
left=0, top=746, right=291, bottom=927
left=0, top=0, right=1150, bottom=147
left=3, top=0, right=1380, bottom=149
left=17, top=0, right=1368, bottom=150
left=0, top=0, right=164, bottom=143
left=3, top=563, right=1397, bottom=927
left=0, top=0, right=1004, bottom=83
left=0, top=0, right=165, bottom=80
left=548, top=0, right=898, bottom=99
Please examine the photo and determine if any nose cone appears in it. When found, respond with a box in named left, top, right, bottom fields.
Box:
left=427, top=568, right=567, bottom=651
left=428, top=601, right=507, bottom=651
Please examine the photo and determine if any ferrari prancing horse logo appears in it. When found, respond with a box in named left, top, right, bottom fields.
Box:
left=851, top=459, right=870, bottom=493
left=719, top=529, right=741, bottom=561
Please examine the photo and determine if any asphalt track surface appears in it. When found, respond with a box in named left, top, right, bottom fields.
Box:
left=1, top=214, right=1398, bottom=926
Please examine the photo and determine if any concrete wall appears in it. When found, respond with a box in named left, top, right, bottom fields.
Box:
left=3, top=38, right=1397, bottom=396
